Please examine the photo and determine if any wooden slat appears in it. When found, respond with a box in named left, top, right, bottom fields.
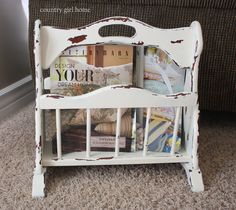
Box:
left=192, top=106, right=200, bottom=169
left=86, top=109, right=91, bottom=158
left=136, top=47, right=145, bottom=127
left=115, top=108, right=122, bottom=157
left=39, top=85, right=197, bottom=109
left=143, top=107, right=151, bottom=156
left=56, top=109, right=62, bottom=159
left=170, top=107, right=181, bottom=155
left=42, top=142, right=191, bottom=166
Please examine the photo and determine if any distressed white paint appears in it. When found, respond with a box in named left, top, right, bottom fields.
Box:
left=183, top=106, right=193, bottom=156
left=33, top=16, right=204, bottom=197
left=136, top=47, right=145, bottom=127
left=39, top=87, right=198, bottom=109
left=143, top=107, right=151, bottom=156
left=40, top=17, right=199, bottom=70
left=191, top=21, right=203, bottom=93
left=42, top=141, right=191, bottom=166
left=44, top=154, right=191, bottom=167
left=56, top=109, right=62, bottom=159
left=32, top=19, right=45, bottom=197
left=170, top=107, right=181, bottom=155
left=86, top=109, right=91, bottom=158
left=182, top=163, right=204, bottom=192
left=192, top=106, right=200, bottom=169
left=32, top=168, right=46, bottom=197
left=115, top=108, right=122, bottom=157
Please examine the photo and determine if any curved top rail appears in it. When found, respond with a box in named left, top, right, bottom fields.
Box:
left=36, top=16, right=202, bottom=70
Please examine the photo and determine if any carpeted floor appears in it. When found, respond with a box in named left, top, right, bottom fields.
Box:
left=0, top=102, right=235, bottom=210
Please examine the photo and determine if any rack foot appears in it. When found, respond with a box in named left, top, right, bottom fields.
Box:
left=32, top=168, right=46, bottom=198
left=182, top=163, right=204, bottom=192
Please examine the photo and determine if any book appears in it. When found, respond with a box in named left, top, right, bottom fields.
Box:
left=52, top=127, right=132, bottom=153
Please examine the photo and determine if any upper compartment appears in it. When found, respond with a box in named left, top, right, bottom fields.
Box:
left=39, top=16, right=203, bottom=70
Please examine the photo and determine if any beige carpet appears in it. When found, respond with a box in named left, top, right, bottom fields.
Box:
left=0, top=102, right=235, bottom=210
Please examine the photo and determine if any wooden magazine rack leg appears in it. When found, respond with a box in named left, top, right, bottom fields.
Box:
left=182, top=163, right=204, bottom=192
left=32, top=107, right=46, bottom=197
left=32, top=168, right=46, bottom=197
left=32, top=19, right=47, bottom=197
left=182, top=105, right=204, bottom=192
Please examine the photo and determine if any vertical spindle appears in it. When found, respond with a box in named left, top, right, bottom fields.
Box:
left=115, top=108, right=122, bottom=157
left=136, top=47, right=145, bottom=127
left=86, top=108, right=91, bottom=158
left=192, top=106, right=200, bottom=169
left=56, top=109, right=62, bottom=159
left=170, top=107, right=181, bottom=155
left=143, top=107, right=151, bottom=156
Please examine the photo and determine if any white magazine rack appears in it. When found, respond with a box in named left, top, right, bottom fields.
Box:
left=32, top=16, right=204, bottom=197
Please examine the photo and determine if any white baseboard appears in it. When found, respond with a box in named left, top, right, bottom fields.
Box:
left=0, top=75, right=35, bottom=121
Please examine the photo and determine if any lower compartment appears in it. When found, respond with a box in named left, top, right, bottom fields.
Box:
left=42, top=140, right=191, bottom=167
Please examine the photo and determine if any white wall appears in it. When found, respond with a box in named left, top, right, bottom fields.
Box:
left=0, top=0, right=30, bottom=89
left=0, top=0, right=34, bottom=120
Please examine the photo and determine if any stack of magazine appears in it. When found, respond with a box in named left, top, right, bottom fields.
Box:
left=50, top=45, right=185, bottom=154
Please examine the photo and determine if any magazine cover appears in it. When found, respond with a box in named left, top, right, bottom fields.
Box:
left=139, top=47, right=185, bottom=153
left=50, top=44, right=136, bottom=153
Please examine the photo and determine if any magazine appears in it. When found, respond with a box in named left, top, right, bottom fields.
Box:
left=50, top=44, right=136, bottom=153
left=141, top=47, right=185, bottom=153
